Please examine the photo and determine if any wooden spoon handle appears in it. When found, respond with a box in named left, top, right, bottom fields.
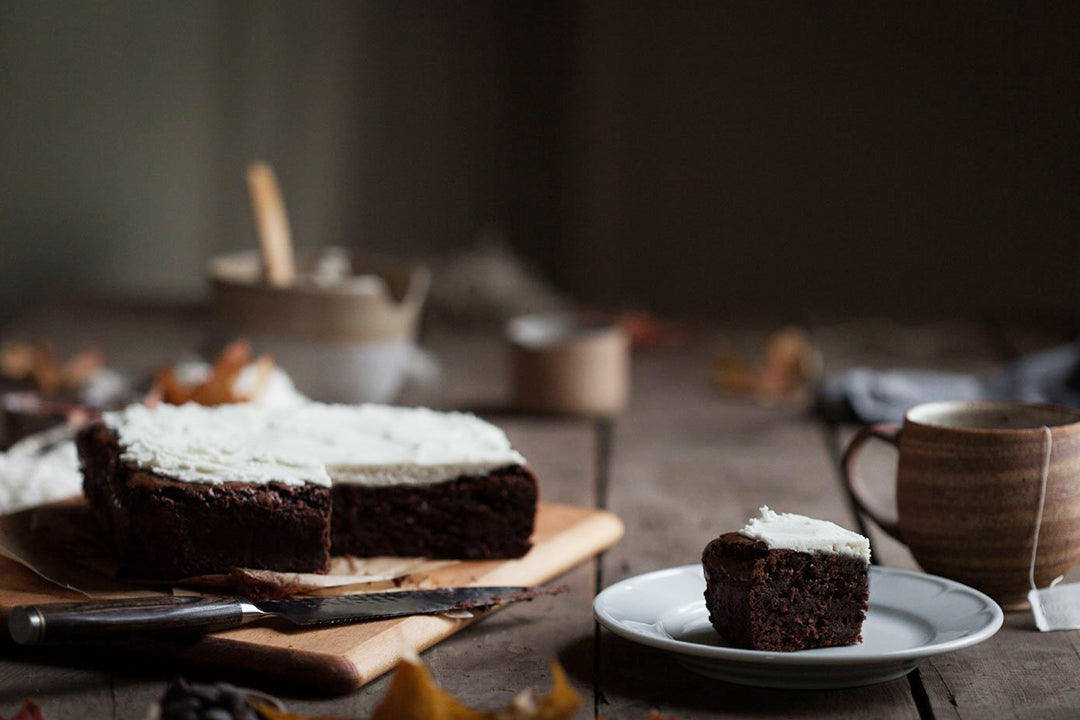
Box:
left=246, top=162, right=296, bottom=287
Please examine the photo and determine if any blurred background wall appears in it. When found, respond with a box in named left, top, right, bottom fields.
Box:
left=2, top=2, right=1078, bottom=321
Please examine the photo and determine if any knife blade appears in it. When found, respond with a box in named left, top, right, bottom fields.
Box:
left=8, top=586, right=531, bottom=645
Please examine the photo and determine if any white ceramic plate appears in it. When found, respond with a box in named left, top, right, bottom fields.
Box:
left=593, top=564, right=1003, bottom=689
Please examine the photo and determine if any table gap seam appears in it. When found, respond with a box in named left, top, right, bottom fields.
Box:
left=821, top=417, right=933, bottom=715
left=592, top=418, right=613, bottom=719
left=908, top=668, right=938, bottom=720
left=109, top=673, right=118, bottom=720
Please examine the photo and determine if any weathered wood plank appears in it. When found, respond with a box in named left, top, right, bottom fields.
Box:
left=597, top=341, right=919, bottom=719
left=599, top=634, right=919, bottom=720
left=919, top=613, right=1080, bottom=720
left=0, top=656, right=117, bottom=719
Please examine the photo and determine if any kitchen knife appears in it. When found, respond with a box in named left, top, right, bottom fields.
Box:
left=8, top=587, right=531, bottom=645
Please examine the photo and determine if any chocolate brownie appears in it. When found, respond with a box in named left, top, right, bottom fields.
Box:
left=701, top=508, right=870, bottom=651
left=78, top=402, right=539, bottom=577
left=330, top=467, right=538, bottom=559
left=78, top=424, right=332, bottom=579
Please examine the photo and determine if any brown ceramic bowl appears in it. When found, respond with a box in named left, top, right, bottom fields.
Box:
left=208, top=249, right=429, bottom=403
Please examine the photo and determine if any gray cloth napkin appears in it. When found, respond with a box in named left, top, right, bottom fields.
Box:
left=816, top=343, right=1080, bottom=424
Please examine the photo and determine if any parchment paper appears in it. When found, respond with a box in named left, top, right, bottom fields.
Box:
left=0, top=497, right=454, bottom=600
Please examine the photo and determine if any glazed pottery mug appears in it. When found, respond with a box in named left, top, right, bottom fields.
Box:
left=842, top=400, right=1080, bottom=608
left=507, top=313, right=630, bottom=417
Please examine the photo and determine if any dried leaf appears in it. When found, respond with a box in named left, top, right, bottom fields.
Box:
left=60, top=348, right=104, bottom=388
left=508, top=662, right=580, bottom=720
left=189, top=340, right=249, bottom=406
left=31, top=344, right=62, bottom=395
left=0, top=343, right=35, bottom=380
left=170, top=651, right=581, bottom=720
left=370, top=656, right=481, bottom=720
left=0, top=342, right=105, bottom=396
left=370, top=657, right=580, bottom=720
left=155, top=368, right=190, bottom=405
left=253, top=704, right=352, bottom=720
left=155, top=340, right=277, bottom=407
left=3, top=699, right=47, bottom=720
left=714, top=326, right=821, bottom=403
left=245, top=658, right=594, bottom=720
left=615, top=311, right=688, bottom=350
left=714, top=354, right=758, bottom=394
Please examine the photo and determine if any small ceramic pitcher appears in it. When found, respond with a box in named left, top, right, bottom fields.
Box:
left=209, top=249, right=429, bottom=403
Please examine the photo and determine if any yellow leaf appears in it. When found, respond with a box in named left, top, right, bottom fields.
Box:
left=252, top=657, right=583, bottom=720
left=370, top=657, right=484, bottom=720
left=528, top=662, right=581, bottom=720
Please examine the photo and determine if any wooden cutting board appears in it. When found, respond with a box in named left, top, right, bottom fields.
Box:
left=0, top=502, right=622, bottom=693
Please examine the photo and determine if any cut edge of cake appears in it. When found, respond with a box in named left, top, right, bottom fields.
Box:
left=330, top=467, right=538, bottom=559
left=701, top=507, right=870, bottom=652
left=77, top=424, right=333, bottom=580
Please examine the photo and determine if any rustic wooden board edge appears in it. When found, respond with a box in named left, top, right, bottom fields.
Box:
left=0, top=503, right=624, bottom=694
left=131, top=634, right=364, bottom=695
left=338, top=505, right=624, bottom=689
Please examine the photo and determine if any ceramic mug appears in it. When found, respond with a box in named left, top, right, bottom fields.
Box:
left=842, top=400, right=1080, bottom=608
left=507, top=313, right=630, bottom=417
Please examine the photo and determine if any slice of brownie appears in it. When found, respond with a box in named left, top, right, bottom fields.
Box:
left=701, top=508, right=870, bottom=651
left=78, top=424, right=332, bottom=579
left=330, top=467, right=538, bottom=559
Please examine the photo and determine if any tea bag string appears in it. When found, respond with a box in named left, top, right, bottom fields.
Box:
left=1029, top=426, right=1053, bottom=592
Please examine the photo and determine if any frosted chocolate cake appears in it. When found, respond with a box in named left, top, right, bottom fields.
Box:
left=78, top=403, right=537, bottom=579
left=701, top=507, right=870, bottom=651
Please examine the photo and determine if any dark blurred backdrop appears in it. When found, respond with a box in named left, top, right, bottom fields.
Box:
left=2, top=2, right=1078, bottom=321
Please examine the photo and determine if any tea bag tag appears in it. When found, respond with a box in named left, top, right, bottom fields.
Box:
left=1029, top=577, right=1080, bottom=631
left=1028, top=427, right=1080, bottom=631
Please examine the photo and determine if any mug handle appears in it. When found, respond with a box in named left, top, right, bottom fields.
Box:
left=840, top=423, right=903, bottom=541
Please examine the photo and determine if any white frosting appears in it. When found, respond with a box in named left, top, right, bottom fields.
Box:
left=738, top=506, right=871, bottom=563
left=102, top=403, right=526, bottom=488
left=0, top=437, right=82, bottom=515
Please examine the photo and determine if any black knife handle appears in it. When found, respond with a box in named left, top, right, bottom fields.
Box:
left=8, top=596, right=246, bottom=645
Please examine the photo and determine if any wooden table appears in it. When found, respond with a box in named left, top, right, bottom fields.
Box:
left=1, top=305, right=1079, bottom=719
